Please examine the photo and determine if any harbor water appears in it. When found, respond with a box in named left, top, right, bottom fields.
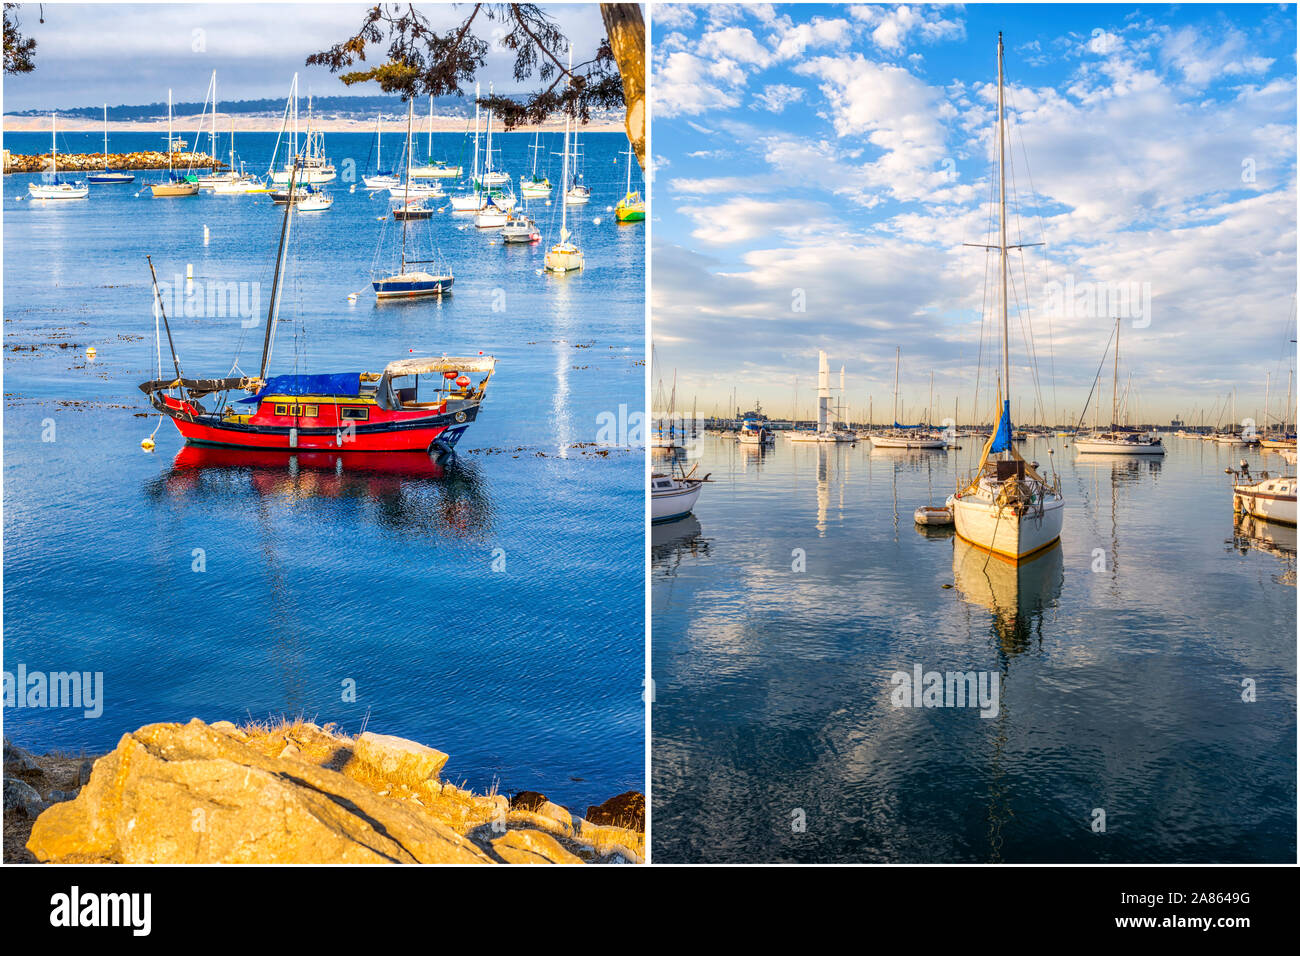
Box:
left=3, top=130, right=646, bottom=809
left=652, top=434, right=1296, bottom=862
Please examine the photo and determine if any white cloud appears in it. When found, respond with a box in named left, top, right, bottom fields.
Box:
left=850, top=5, right=965, bottom=54
left=655, top=51, right=743, bottom=118
left=753, top=84, right=805, bottom=113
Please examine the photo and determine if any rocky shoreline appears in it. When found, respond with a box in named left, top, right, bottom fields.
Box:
left=3, top=720, right=643, bottom=864
left=4, top=150, right=228, bottom=174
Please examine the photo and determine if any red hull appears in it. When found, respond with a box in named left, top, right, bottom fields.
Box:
left=169, top=414, right=452, bottom=452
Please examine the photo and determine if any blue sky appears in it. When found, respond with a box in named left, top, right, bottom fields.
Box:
left=651, top=3, right=1298, bottom=425
left=2, top=3, right=611, bottom=109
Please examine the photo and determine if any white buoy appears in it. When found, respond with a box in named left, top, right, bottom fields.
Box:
left=349, top=184, right=356, bottom=193
left=592, top=217, right=602, bottom=225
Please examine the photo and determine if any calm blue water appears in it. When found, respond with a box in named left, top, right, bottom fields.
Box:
left=3, top=130, right=645, bottom=810
left=652, top=435, right=1296, bottom=862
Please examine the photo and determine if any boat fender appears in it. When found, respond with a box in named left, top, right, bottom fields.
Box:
left=289, top=427, right=298, bottom=449
left=140, top=438, right=155, bottom=452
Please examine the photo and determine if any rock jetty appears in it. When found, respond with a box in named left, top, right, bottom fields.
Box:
left=4, top=150, right=227, bottom=174
left=5, top=720, right=643, bottom=865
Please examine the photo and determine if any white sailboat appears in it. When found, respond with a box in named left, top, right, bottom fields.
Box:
left=450, top=84, right=488, bottom=212
left=363, top=113, right=401, bottom=189
left=564, top=129, right=591, bottom=204
left=948, top=33, right=1065, bottom=562
left=544, top=49, right=584, bottom=274
left=520, top=129, right=552, bottom=197
left=409, top=96, right=462, bottom=178
left=269, top=82, right=336, bottom=184
left=475, top=85, right=510, bottom=188
left=1074, top=318, right=1165, bottom=455
left=869, top=348, right=947, bottom=448
left=28, top=113, right=89, bottom=199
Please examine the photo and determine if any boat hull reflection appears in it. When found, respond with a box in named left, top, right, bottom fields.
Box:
left=952, top=536, right=1064, bottom=657
left=152, top=445, right=492, bottom=538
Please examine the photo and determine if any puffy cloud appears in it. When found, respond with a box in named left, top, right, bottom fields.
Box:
left=752, top=83, right=805, bottom=113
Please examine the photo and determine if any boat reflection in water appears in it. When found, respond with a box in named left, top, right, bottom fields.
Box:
left=149, top=445, right=492, bottom=540
left=651, top=514, right=707, bottom=577
left=1230, top=513, right=1297, bottom=587
left=952, top=536, right=1064, bottom=660
left=951, top=535, right=1064, bottom=859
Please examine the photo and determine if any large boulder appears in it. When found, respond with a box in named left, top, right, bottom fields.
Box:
left=26, top=719, right=490, bottom=864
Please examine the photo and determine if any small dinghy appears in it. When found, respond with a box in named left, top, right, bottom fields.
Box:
left=914, top=505, right=954, bottom=526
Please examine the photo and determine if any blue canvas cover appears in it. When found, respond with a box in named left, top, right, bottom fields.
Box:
left=989, top=399, right=1013, bottom=453
left=238, top=373, right=362, bottom=403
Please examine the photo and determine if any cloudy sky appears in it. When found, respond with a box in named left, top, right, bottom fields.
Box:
left=651, top=3, right=1298, bottom=426
left=3, top=2, right=610, bottom=109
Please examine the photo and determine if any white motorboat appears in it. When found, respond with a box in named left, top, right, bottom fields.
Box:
left=1231, top=465, right=1296, bottom=526
left=652, top=468, right=706, bottom=523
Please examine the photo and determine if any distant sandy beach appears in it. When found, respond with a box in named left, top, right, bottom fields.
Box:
left=3, top=113, right=624, bottom=135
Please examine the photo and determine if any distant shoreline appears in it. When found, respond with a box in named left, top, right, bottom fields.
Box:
left=3, top=115, right=625, bottom=135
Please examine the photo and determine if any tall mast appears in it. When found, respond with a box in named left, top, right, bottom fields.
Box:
left=560, top=49, right=572, bottom=241
left=103, top=104, right=108, bottom=170
left=471, top=82, right=481, bottom=188
left=401, top=99, right=413, bottom=272
left=1112, top=316, right=1120, bottom=428
left=51, top=112, right=57, bottom=177
left=167, top=90, right=172, bottom=175
left=376, top=113, right=382, bottom=171
left=212, top=71, right=218, bottom=169
left=259, top=159, right=297, bottom=380
left=997, top=32, right=1011, bottom=422
left=484, top=82, right=494, bottom=176
left=1265, top=371, right=1271, bottom=436
left=428, top=93, right=433, bottom=157
left=893, top=346, right=900, bottom=426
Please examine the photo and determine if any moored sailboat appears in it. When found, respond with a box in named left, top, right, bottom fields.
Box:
left=372, top=101, right=455, bottom=299
left=544, top=48, right=584, bottom=274
left=86, top=104, right=134, bottom=184
left=150, top=89, right=199, bottom=197
left=948, top=33, right=1064, bottom=562
left=1074, top=318, right=1164, bottom=455
left=28, top=112, right=89, bottom=199
left=615, top=143, right=644, bottom=222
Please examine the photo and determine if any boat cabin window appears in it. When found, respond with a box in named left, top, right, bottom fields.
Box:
left=340, top=406, right=369, bottom=421
left=273, top=403, right=288, bottom=416
left=654, top=479, right=672, bottom=489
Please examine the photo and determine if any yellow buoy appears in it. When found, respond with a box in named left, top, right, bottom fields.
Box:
left=86, top=346, right=97, bottom=359
left=141, top=437, right=155, bottom=452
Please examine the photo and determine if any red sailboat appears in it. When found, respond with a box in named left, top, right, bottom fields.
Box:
left=139, top=160, right=495, bottom=457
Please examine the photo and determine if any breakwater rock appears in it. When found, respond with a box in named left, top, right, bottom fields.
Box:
left=9, top=720, right=643, bottom=864
left=4, top=150, right=227, bottom=173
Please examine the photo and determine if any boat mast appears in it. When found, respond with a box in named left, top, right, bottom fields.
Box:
left=1111, top=316, right=1120, bottom=428
left=102, top=104, right=109, bottom=170
left=428, top=94, right=433, bottom=158
left=51, top=112, right=57, bottom=178
left=1265, top=371, right=1271, bottom=436
left=167, top=91, right=172, bottom=176
left=559, top=51, right=572, bottom=243
left=893, top=346, right=900, bottom=426
left=484, top=82, right=494, bottom=179
left=401, top=99, right=413, bottom=273
left=377, top=114, right=382, bottom=172
left=997, top=32, right=1011, bottom=434
left=259, top=159, right=298, bottom=381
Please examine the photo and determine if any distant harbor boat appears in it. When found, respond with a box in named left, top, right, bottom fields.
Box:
left=869, top=348, right=945, bottom=448
left=1074, top=318, right=1165, bottom=455
left=86, top=104, right=134, bottom=184
left=149, top=89, right=198, bottom=197
left=27, top=113, right=89, bottom=199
